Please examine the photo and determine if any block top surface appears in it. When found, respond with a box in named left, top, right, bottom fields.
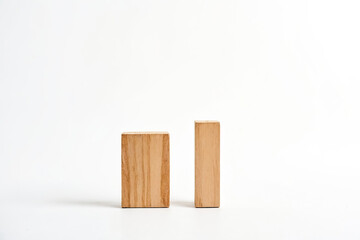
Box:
left=195, top=120, right=220, bottom=124
left=122, top=131, right=169, bottom=135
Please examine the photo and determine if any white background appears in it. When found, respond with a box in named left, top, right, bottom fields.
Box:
left=1, top=0, right=360, bottom=239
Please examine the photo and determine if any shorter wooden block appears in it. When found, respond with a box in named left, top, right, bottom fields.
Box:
left=195, top=121, right=220, bottom=208
left=121, top=132, right=170, bottom=208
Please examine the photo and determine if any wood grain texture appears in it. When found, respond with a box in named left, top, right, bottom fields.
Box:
left=195, top=121, right=220, bottom=208
left=121, top=132, right=170, bottom=208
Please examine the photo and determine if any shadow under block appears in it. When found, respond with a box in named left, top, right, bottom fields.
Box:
left=195, top=121, right=220, bottom=208
left=121, top=132, right=170, bottom=208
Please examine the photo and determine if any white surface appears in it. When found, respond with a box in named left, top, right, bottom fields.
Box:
left=1, top=0, right=360, bottom=239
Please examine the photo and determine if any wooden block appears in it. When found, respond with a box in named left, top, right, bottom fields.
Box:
left=121, top=132, right=170, bottom=208
left=195, top=121, right=220, bottom=208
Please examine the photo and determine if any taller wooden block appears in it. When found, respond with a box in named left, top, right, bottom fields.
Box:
left=121, top=132, right=170, bottom=208
left=195, top=121, right=220, bottom=208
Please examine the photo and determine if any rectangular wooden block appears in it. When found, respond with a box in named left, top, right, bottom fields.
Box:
left=121, top=132, right=170, bottom=208
left=195, top=121, right=220, bottom=208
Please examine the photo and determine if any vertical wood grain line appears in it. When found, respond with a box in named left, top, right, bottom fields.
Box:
left=121, top=135, right=130, bottom=207
left=145, top=135, right=151, bottom=206
left=161, top=134, right=170, bottom=207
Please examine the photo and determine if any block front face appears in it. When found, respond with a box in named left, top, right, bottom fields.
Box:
left=121, top=133, right=169, bottom=208
left=195, top=121, right=220, bottom=208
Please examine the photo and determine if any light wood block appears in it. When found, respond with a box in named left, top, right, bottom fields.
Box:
left=195, top=121, right=220, bottom=208
left=121, top=132, right=170, bottom=208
